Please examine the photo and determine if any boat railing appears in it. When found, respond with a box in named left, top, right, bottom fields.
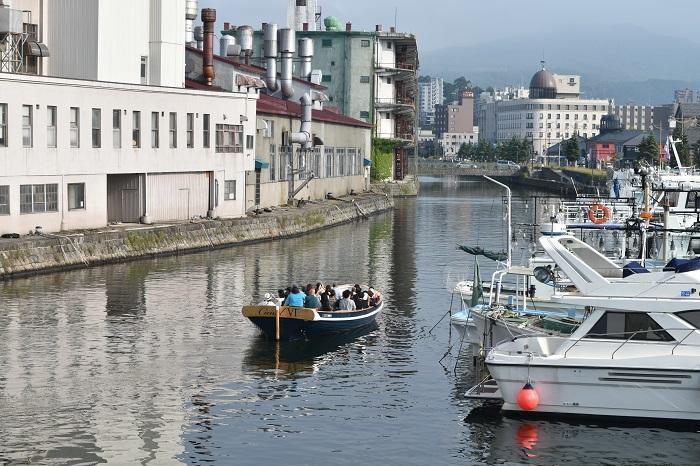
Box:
left=563, top=328, right=700, bottom=359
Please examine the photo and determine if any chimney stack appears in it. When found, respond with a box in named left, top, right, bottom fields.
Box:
left=346, top=22, right=352, bottom=32
left=224, top=22, right=230, bottom=31
left=375, top=24, right=383, bottom=32
left=201, top=8, right=216, bottom=85
left=390, top=26, right=396, bottom=33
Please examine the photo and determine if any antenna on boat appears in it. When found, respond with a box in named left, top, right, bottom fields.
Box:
left=483, top=176, right=512, bottom=268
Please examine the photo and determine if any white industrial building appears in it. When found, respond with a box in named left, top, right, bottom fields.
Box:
left=0, top=1, right=257, bottom=235
left=478, top=65, right=610, bottom=161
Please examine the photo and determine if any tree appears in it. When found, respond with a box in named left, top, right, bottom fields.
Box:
left=458, top=142, right=475, bottom=160
left=563, top=134, right=580, bottom=164
left=671, top=126, right=692, bottom=168
left=637, top=134, right=658, bottom=165
left=474, top=139, right=495, bottom=162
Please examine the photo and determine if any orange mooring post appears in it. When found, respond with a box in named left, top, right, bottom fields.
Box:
left=275, top=307, right=281, bottom=341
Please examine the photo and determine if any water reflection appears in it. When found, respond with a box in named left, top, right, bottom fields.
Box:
left=1, top=178, right=699, bottom=465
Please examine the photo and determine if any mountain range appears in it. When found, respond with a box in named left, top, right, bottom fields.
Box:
left=419, top=24, right=700, bottom=105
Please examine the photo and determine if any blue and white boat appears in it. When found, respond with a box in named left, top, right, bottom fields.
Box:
left=242, top=291, right=383, bottom=341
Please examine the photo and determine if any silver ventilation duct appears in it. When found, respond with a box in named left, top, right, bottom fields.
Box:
left=278, top=28, right=295, bottom=99
left=263, top=23, right=278, bottom=92
left=298, top=38, right=313, bottom=81
left=236, top=25, right=254, bottom=63
left=291, top=93, right=313, bottom=150
left=220, top=35, right=236, bottom=57
left=185, top=0, right=198, bottom=46
left=194, top=26, right=204, bottom=50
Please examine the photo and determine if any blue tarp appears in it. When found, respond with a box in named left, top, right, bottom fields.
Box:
left=255, top=159, right=270, bottom=170
left=622, top=261, right=650, bottom=278
left=664, top=258, right=700, bottom=273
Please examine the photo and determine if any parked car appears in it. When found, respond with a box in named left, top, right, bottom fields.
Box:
left=496, top=160, right=520, bottom=169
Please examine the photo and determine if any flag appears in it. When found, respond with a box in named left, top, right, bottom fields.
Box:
left=471, top=257, right=483, bottom=308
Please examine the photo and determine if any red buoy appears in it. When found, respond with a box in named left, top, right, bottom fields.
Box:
left=517, top=382, right=540, bottom=411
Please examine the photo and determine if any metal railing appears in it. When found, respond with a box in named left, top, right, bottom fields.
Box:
left=562, top=328, right=700, bottom=359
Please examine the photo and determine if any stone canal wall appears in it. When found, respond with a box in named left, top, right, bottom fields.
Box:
left=0, top=193, right=393, bottom=280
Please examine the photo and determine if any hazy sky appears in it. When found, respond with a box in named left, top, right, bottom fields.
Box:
left=203, top=0, right=699, bottom=52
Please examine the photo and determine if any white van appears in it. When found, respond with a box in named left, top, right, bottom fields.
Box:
left=496, top=160, right=520, bottom=169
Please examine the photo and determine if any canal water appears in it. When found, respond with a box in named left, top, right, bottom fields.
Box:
left=1, top=178, right=699, bottom=465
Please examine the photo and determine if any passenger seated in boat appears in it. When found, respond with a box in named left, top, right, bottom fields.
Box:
left=284, top=285, right=306, bottom=307
left=276, top=289, right=286, bottom=306
left=320, top=290, right=333, bottom=311
left=332, top=283, right=342, bottom=301
left=355, top=292, right=369, bottom=309
left=338, top=290, right=357, bottom=311
left=304, top=288, right=322, bottom=310
left=368, top=288, right=382, bottom=305
left=258, top=293, right=278, bottom=307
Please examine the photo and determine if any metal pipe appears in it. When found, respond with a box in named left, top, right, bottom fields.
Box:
left=185, top=0, right=198, bottom=45
left=483, top=175, right=512, bottom=268
left=298, top=37, right=313, bottom=80
left=278, top=28, right=295, bottom=99
left=291, top=93, right=312, bottom=150
left=194, top=26, right=204, bottom=50
left=263, top=23, right=278, bottom=92
left=201, top=8, right=216, bottom=85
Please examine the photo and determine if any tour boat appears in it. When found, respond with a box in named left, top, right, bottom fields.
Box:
left=242, top=287, right=383, bottom=341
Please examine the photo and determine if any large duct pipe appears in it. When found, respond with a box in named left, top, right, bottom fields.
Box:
left=263, top=23, right=278, bottom=92
left=201, top=8, right=216, bottom=85
left=220, top=35, right=236, bottom=57
left=278, top=28, right=296, bottom=99
left=291, top=93, right=313, bottom=150
left=194, top=26, right=204, bottom=50
left=185, top=0, right=198, bottom=46
left=237, top=25, right=254, bottom=65
left=298, top=38, right=313, bottom=81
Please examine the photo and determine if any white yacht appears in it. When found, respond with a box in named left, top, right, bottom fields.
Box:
left=481, top=235, right=700, bottom=421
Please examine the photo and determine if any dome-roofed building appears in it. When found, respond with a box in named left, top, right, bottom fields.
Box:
left=529, top=63, right=557, bottom=99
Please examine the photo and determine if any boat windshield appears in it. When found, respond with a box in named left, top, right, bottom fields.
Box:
left=584, top=311, right=674, bottom=341
left=676, top=310, right=700, bottom=329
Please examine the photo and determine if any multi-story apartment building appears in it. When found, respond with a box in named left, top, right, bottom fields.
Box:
left=612, top=105, right=654, bottom=131
left=434, top=91, right=475, bottom=137
left=674, top=89, right=700, bottom=104
left=418, top=77, right=443, bottom=128
left=479, top=66, right=610, bottom=161
left=0, top=1, right=258, bottom=235
left=251, top=20, right=418, bottom=180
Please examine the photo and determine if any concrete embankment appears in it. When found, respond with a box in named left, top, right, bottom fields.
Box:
left=372, top=176, right=420, bottom=197
left=0, top=193, right=393, bottom=280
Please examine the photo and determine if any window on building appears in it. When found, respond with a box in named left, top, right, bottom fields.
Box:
left=386, top=41, right=392, bottom=49
left=322, top=39, right=332, bottom=48
left=22, top=104, right=32, bottom=148
left=47, top=106, right=57, bottom=148
left=169, top=112, right=177, bottom=148
left=0, top=103, right=6, bottom=147
left=325, top=147, right=334, bottom=177
left=246, top=134, right=254, bottom=150
left=91, top=108, right=101, bottom=148
left=0, top=185, right=8, bottom=215
left=263, top=119, right=274, bottom=138
left=132, top=111, right=141, bottom=148
left=360, top=76, right=370, bottom=84
left=215, top=124, right=243, bottom=153
left=140, top=56, right=148, bottom=85
left=337, top=148, right=346, bottom=176
left=360, top=111, right=369, bottom=120
left=20, top=183, right=58, bottom=214
left=322, top=75, right=331, bottom=83
left=186, top=113, right=194, bottom=148
left=151, top=112, right=159, bottom=148
left=203, top=114, right=211, bottom=148
left=67, top=183, right=85, bottom=210
left=224, top=180, right=236, bottom=200
left=70, top=107, right=80, bottom=148
left=112, top=109, right=121, bottom=149
left=361, top=39, right=370, bottom=47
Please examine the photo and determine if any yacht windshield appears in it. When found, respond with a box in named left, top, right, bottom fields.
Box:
left=677, top=310, right=700, bottom=329
left=584, top=312, right=674, bottom=341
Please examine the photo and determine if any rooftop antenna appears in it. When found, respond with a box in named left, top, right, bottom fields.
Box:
left=394, top=7, right=397, bottom=29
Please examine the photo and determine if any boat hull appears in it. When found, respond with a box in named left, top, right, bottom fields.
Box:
left=243, top=303, right=383, bottom=340
left=487, top=361, right=700, bottom=421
